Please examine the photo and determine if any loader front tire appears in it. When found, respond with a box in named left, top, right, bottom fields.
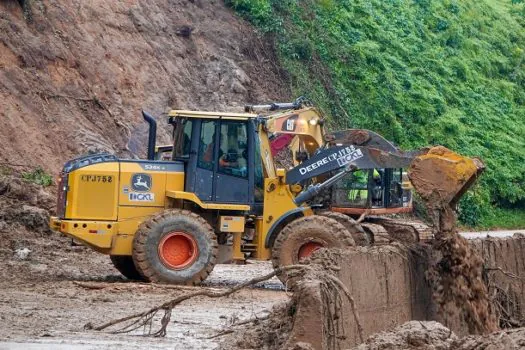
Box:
left=110, top=255, right=144, bottom=281
left=271, top=215, right=355, bottom=286
left=132, top=209, right=218, bottom=285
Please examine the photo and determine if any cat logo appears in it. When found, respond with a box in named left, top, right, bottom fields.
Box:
left=131, top=173, right=152, bottom=192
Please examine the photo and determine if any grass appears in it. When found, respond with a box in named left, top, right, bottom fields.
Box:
left=22, top=167, right=53, bottom=187
left=227, top=0, right=525, bottom=229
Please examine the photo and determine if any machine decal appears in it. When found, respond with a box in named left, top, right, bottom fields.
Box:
left=281, top=114, right=298, bottom=132
left=80, top=175, right=113, bottom=183
left=128, top=192, right=155, bottom=202
left=286, top=145, right=365, bottom=184
left=336, top=147, right=364, bottom=167
left=126, top=162, right=184, bottom=172
left=131, top=173, right=152, bottom=192
left=298, top=146, right=363, bottom=175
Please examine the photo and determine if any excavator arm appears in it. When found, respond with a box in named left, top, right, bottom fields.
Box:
left=284, top=141, right=485, bottom=217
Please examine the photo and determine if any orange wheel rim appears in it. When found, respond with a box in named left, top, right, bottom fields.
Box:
left=298, top=242, right=323, bottom=260
left=158, top=231, right=198, bottom=269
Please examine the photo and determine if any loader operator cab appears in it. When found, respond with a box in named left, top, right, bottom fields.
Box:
left=169, top=111, right=264, bottom=210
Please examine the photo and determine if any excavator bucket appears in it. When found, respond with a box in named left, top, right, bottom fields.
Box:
left=408, top=146, right=485, bottom=210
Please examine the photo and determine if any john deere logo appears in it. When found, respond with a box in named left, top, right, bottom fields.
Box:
left=131, top=173, right=152, bottom=192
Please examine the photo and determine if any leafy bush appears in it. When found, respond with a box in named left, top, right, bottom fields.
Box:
left=22, top=167, right=53, bottom=187
left=228, top=0, right=525, bottom=228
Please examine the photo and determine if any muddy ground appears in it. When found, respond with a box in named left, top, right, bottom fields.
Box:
left=0, top=237, right=288, bottom=349
left=0, top=173, right=287, bottom=349
left=1, top=175, right=525, bottom=349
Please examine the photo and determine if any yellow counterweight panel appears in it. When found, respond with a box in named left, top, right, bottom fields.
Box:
left=65, top=162, right=120, bottom=220
left=111, top=206, right=164, bottom=255
left=59, top=220, right=118, bottom=253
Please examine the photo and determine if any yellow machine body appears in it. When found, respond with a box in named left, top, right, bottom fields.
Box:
left=50, top=105, right=482, bottom=268
left=50, top=110, right=307, bottom=262
left=52, top=160, right=186, bottom=254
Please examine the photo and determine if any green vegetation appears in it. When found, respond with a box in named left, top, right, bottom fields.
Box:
left=226, top=0, right=525, bottom=228
left=22, top=167, right=53, bottom=187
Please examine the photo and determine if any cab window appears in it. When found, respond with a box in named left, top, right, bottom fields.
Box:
left=198, top=120, right=216, bottom=171
left=254, top=133, right=264, bottom=202
left=172, top=118, right=193, bottom=160
left=218, top=121, right=248, bottom=178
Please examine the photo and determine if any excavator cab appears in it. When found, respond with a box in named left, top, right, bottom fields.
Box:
left=331, top=168, right=412, bottom=212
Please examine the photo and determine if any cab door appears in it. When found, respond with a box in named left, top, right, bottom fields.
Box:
left=194, top=120, right=216, bottom=201
left=214, top=120, right=250, bottom=203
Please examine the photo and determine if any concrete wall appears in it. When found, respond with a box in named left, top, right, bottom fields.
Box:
left=288, top=235, right=525, bottom=349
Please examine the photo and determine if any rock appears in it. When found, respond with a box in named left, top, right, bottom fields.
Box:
left=15, top=247, right=31, bottom=260
left=20, top=205, right=50, bottom=232
left=175, top=25, right=193, bottom=37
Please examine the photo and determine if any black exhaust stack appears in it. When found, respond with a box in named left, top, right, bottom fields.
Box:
left=142, top=111, right=157, bottom=160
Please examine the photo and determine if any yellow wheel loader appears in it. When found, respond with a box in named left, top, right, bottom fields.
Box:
left=50, top=102, right=484, bottom=285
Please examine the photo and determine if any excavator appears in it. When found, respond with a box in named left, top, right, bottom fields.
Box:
left=245, top=98, right=433, bottom=246
left=49, top=99, right=484, bottom=285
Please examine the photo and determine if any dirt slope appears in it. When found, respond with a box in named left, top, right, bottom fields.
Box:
left=0, top=0, right=289, bottom=173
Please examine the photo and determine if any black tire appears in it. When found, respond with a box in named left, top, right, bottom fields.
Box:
left=271, top=215, right=355, bottom=286
left=317, top=211, right=370, bottom=246
left=132, top=209, right=218, bottom=285
left=110, top=255, right=144, bottom=281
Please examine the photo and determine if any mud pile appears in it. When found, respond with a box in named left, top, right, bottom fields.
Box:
left=222, top=236, right=525, bottom=349
left=0, top=172, right=117, bottom=283
left=222, top=249, right=353, bottom=350
left=221, top=303, right=295, bottom=350
left=0, top=0, right=289, bottom=173
left=0, top=173, right=54, bottom=239
left=355, top=321, right=525, bottom=350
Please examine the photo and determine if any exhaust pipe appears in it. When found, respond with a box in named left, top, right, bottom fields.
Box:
left=142, top=111, right=157, bottom=160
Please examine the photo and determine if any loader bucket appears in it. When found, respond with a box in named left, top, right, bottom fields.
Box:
left=408, top=146, right=485, bottom=209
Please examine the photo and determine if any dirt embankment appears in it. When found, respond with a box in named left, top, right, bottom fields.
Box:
left=0, top=0, right=289, bottom=173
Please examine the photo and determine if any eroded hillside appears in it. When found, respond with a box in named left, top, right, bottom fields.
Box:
left=0, top=0, right=289, bottom=172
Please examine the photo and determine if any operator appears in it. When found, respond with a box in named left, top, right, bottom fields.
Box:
left=219, top=149, right=239, bottom=169
left=348, top=169, right=380, bottom=204
left=219, top=148, right=248, bottom=177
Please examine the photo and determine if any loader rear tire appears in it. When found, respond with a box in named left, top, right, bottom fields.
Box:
left=317, top=211, right=370, bottom=246
left=271, top=215, right=355, bottom=287
left=110, top=255, right=144, bottom=281
left=132, top=209, right=218, bottom=285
